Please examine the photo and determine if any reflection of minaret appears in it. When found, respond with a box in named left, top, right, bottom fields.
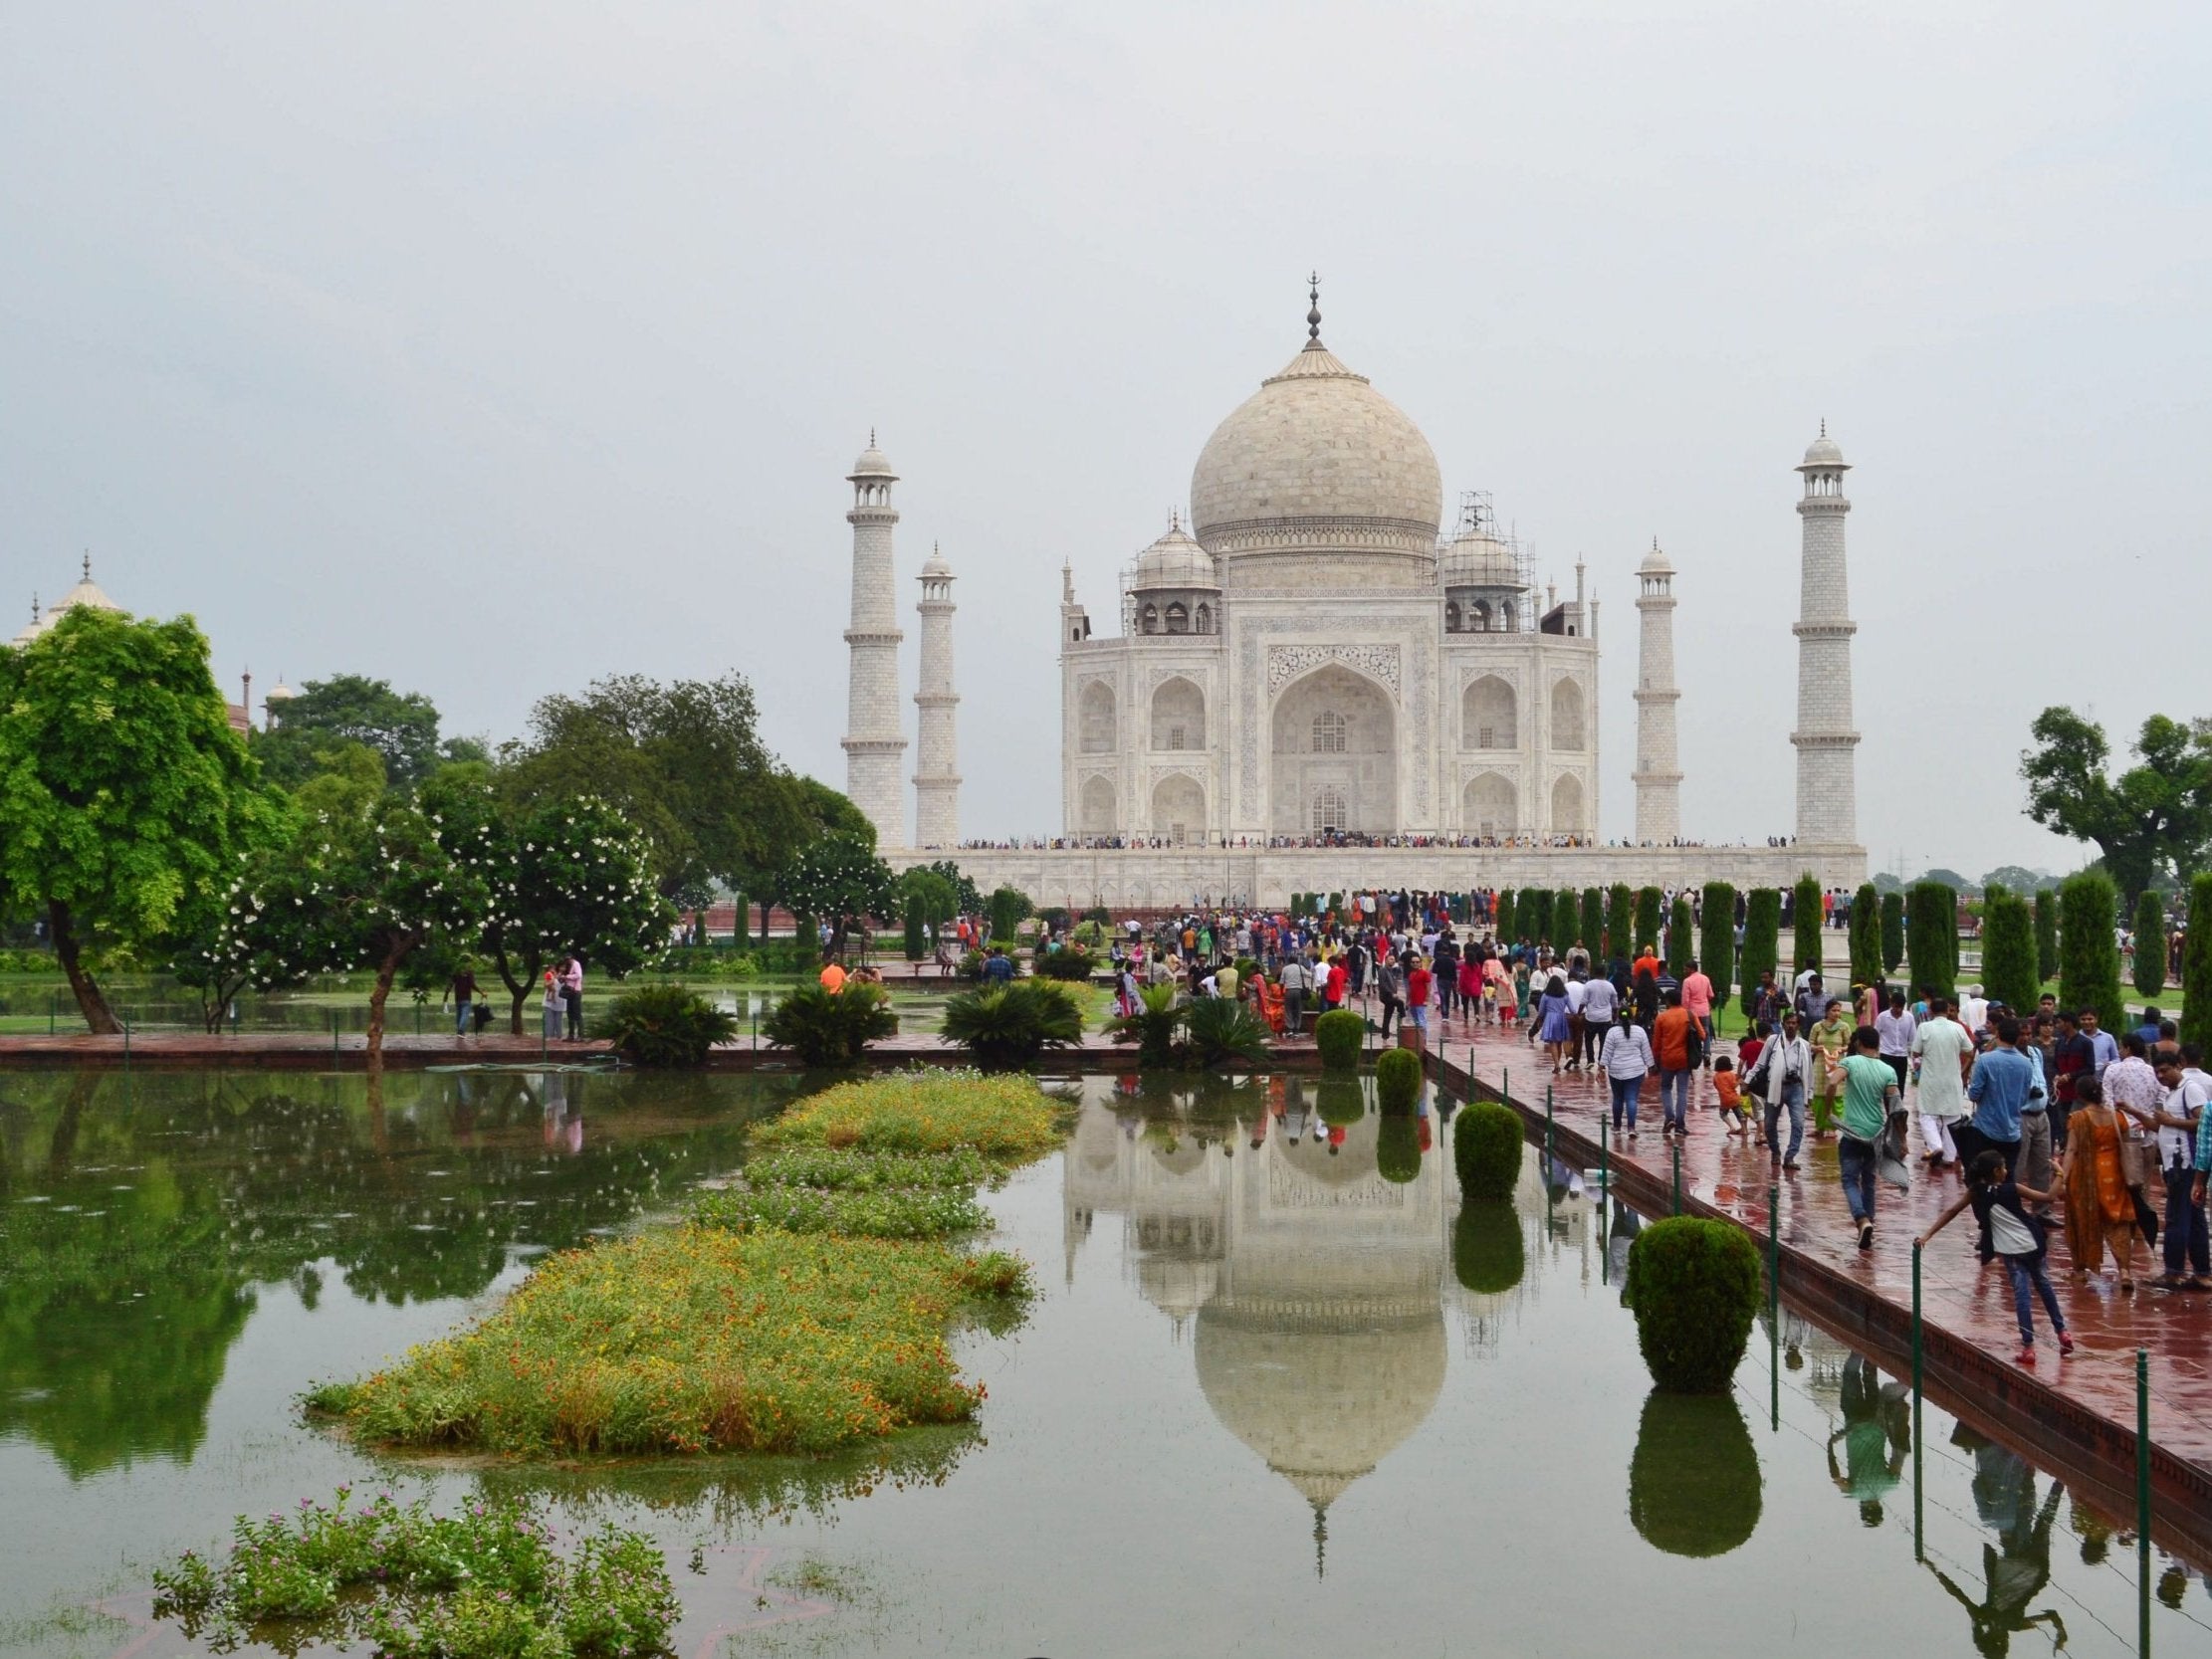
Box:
left=841, top=436, right=906, bottom=848
left=912, top=543, right=960, bottom=848
left=1633, top=538, right=1681, bottom=842
left=1793, top=425, right=1859, bottom=846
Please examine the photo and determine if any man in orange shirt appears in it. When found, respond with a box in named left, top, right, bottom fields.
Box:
left=819, top=960, right=847, bottom=994
left=1653, top=988, right=1695, bottom=1138
left=1633, top=943, right=1661, bottom=982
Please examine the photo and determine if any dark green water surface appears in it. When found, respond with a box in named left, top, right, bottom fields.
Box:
left=0, top=1067, right=2204, bottom=1657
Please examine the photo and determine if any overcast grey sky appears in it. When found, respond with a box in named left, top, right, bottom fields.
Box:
left=5, top=2, right=2207, bottom=880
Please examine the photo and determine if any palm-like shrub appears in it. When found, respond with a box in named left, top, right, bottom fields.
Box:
left=1452, top=1100, right=1523, bottom=1201
left=605, top=983, right=742, bottom=1067
left=1314, top=1008, right=1365, bottom=1071
left=2059, top=872, right=2123, bottom=1031
left=1623, top=1217, right=1762, bottom=1393
left=1032, top=947, right=1097, bottom=981
left=1376, top=1047, right=1423, bottom=1115
left=1738, top=889, right=1780, bottom=1020
left=1376, top=1116, right=1422, bottom=1184
left=1185, top=996, right=1272, bottom=1067
left=940, top=980, right=1082, bottom=1070
left=1792, top=873, right=1824, bottom=975
left=1452, top=1203, right=1525, bottom=1294
left=2131, top=889, right=2166, bottom=998
left=1107, top=983, right=1184, bottom=1066
left=761, top=982, right=897, bottom=1067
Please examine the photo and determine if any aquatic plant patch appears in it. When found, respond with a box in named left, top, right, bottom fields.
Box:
left=151, top=1487, right=677, bottom=1657
left=690, top=1182, right=992, bottom=1239
left=741, top=1145, right=1001, bottom=1191
left=758, top=1069, right=1061, bottom=1161
left=309, top=1227, right=1031, bottom=1456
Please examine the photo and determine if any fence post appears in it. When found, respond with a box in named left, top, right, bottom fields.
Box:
left=1545, top=1083, right=1554, bottom=1164
left=1912, top=1241, right=1924, bottom=1561
left=2138, top=1347, right=2153, bottom=1655
left=122, top=1016, right=130, bottom=1066
left=1671, top=1140, right=1682, bottom=1215
left=1598, top=1131, right=1611, bottom=1283
left=50, top=991, right=56, bottom=1035
left=1769, top=1183, right=1781, bottom=1431
left=332, top=1007, right=339, bottom=1067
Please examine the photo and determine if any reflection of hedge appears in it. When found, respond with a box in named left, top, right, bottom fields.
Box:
left=1452, top=1101, right=1522, bottom=1201
left=1375, top=1048, right=1423, bottom=1115
left=1376, top=1116, right=1422, bottom=1184
left=1314, top=1009, right=1365, bottom=1071
left=1452, top=1203, right=1524, bottom=1295
left=1623, top=1216, right=1761, bottom=1393
left=1315, top=1079, right=1367, bottom=1128
left=1630, top=1392, right=1762, bottom=1556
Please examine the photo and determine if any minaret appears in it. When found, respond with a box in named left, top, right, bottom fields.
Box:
left=912, top=543, right=960, bottom=848
left=842, top=435, right=907, bottom=847
left=1793, top=425, right=1859, bottom=845
left=1632, top=537, right=1682, bottom=843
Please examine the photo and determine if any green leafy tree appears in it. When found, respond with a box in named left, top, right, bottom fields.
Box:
left=1791, top=874, right=1823, bottom=976
left=1635, top=888, right=1663, bottom=957
left=1981, top=888, right=2040, bottom=1014
left=1666, top=896, right=1694, bottom=980
left=2022, top=707, right=2212, bottom=902
left=1699, top=883, right=1736, bottom=1014
left=252, top=673, right=449, bottom=790
left=1738, top=891, right=1780, bottom=1020
left=2058, top=871, right=2123, bottom=1031
left=0, top=608, right=284, bottom=1031
left=1906, top=882, right=1957, bottom=1001
left=774, top=833, right=898, bottom=962
left=2181, top=875, right=2212, bottom=1055
left=899, top=868, right=959, bottom=929
left=1880, top=892, right=1906, bottom=973
left=434, top=782, right=674, bottom=1033
left=1608, top=884, right=1635, bottom=961
left=1982, top=865, right=2049, bottom=895
left=1580, top=888, right=1605, bottom=959
left=2033, top=889, right=2058, bottom=981
left=2131, top=889, right=2166, bottom=998
left=1848, top=883, right=1883, bottom=988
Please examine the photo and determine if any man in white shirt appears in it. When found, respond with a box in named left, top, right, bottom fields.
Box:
left=1563, top=974, right=1590, bottom=1072
left=1875, top=990, right=1917, bottom=1092
left=1580, top=972, right=1618, bottom=1070
left=1908, top=994, right=1974, bottom=1168
left=2150, top=1047, right=2210, bottom=1288
left=1958, top=984, right=1989, bottom=1035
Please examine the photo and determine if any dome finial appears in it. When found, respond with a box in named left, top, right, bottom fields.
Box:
left=82, top=550, right=91, bottom=581
left=1306, top=271, right=1322, bottom=343
left=1170, top=506, right=1181, bottom=531
left=1313, top=1500, right=1328, bottom=1578
left=1819, top=417, right=1827, bottom=439
left=29, top=590, right=39, bottom=624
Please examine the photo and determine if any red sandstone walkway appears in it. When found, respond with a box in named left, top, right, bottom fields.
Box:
left=1422, top=1011, right=2212, bottom=1499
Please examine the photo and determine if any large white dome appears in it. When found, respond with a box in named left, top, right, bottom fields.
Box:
left=1190, top=335, right=1442, bottom=579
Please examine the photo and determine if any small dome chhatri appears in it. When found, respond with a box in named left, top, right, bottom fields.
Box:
left=850, top=428, right=896, bottom=479
left=1639, top=535, right=1673, bottom=574
left=1189, top=282, right=1442, bottom=569
left=1799, top=420, right=1847, bottom=471
left=1131, top=516, right=1219, bottom=592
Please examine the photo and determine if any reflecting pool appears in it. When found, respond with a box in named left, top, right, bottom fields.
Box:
left=0, top=1067, right=2204, bottom=1656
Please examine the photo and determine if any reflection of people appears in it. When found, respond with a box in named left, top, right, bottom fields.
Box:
left=1607, top=1198, right=1642, bottom=1284
left=1929, top=1429, right=2068, bottom=1657
left=1825, top=1353, right=1908, bottom=1525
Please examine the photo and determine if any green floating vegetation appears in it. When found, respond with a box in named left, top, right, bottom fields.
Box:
left=309, top=1228, right=1031, bottom=1457
left=758, top=1068, right=1062, bottom=1160
left=152, top=1487, right=676, bottom=1657
left=691, top=1183, right=991, bottom=1240
left=742, top=1146, right=1001, bottom=1191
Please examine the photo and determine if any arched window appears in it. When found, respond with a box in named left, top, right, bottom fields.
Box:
left=1462, top=676, right=1516, bottom=749
left=1165, top=601, right=1189, bottom=634
left=1140, top=604, right=1160, bottom=635
left=1550, top=678, right=1586, bottom=750
left=1311, top=787, right=1347, bottom=836
left=1195, top=602, right=1213, bottom=634
left=1312, top=710, right=1347, bottom=753
left=1444, top=600, right=1461, bottom=633
left=1471, top=599, right=1491, bottom=632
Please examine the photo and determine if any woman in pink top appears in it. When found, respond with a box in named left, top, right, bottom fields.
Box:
left=1679, top=958, right=1714, bottom=1062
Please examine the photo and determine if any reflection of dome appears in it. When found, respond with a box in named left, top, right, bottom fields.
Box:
left=1195, top=1300, right=1446, bottom=1511
left=1190, top=317, right=1442, bottom=573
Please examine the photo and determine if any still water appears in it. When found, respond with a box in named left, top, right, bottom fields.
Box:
left=0, top=1067, right=2205, bottom=1657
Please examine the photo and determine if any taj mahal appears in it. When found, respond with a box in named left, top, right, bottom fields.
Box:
left=840, top=287, right=1868, bottom=907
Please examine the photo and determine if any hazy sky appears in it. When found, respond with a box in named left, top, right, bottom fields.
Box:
left=5, top=2, right=2207, bottom=880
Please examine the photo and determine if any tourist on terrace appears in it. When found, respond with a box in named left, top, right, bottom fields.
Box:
left=1536, top=974, right=1573, bottom=1076
left=1405, top=953, right=1434, bottom=1038
left=1909, top=995, right=1973, bottom=1171
left=1679, top=957, right=1714, bottom=1067
left=1810, top=998, right=1852, bottom=1139
left=1838, top=1025, right=1904, bottom=1252
left=1580, top=969, right=1617, bottom=1068
left=1747, top=1008, right=1812, bottom=1170
left=2142, top=1047, right=2209, bottom=1290
left=1600, top=1014, right=1655, bottom=1136
left=1918, top=1150, right=2072, bottom=1364
left=1375, top=950, right=1405, bottom=1039
left=1876, top=990, right=1916, bottom=1093
left=1653, top=989, right=1694, bottom=1137
left=2062, top=1072, right=2140, bottom=1291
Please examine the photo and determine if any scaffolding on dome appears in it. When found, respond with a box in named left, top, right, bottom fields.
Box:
left=1440, top=490, right=1538, bottom=634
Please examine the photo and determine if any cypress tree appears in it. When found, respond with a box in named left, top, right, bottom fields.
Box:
left=1907, top=882, right=1958, bottom=1001
left=2033, top=889, right=2058, bottom=983
left=903, top=892, right=928, bottom=960
left=1700, top=882, right=1737, bottom=1018
left=1739, top=890, right=1780, bottom=1020
left=1849, top=882, right=1883, bottom=989
left=1556, top=887, right=1582, bottom=950
left=734, top=890, right=752, bottom=952
left=1608, top=884, right=1635, bottom=961
left=2181, top=875, right=2212, bottom=1055
left=1982, top=889, right=2039, bottom=1014
left=1635, top=888, right=1664, bottom=957
left=1792, top=873, right=1824, bottom=975
left=2058, top=872, right=2123, bottom=1032
left=1667, top=895, right=1694, bottom=979
left=2131, top=889, right=2166, bottom=998
left=1581, top=888, right=1606, bottom=959
left=1495, top=888, right=1515, bottom=943
left=1520, top=889, right=1553, bottom=949
left=1880, top=891, right=1904, bottom=973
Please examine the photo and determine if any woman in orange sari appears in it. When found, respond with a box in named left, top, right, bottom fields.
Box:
left=1259, top=976, right=1287, bottom=1036
left=2063, top=1073, right=2140, bottom=1290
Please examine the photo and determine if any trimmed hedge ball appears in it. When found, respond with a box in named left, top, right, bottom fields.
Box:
left=1314, top=1008, right=1366, bottom=1071
left=1624, top=1216, right=1764, bottom=1393
left=1452, top=1100, right=1523, bottom=1201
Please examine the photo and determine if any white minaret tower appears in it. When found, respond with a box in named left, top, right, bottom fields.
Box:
left=1632, top=537, right=1682, bottom=843
left=912, top=543, right=960, bottom=848
left=1792, top=425, right=1859, bottom=846
left=842, top=435, right=906, bottom=847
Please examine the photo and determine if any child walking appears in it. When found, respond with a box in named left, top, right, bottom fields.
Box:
left=1714, top=1054, right=1753, bottom=1137
left=1917, top=1149, right=2073, bottom=1366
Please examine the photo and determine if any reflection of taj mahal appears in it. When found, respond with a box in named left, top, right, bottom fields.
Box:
left=1063, top=1088, right=1449, bottom=1560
